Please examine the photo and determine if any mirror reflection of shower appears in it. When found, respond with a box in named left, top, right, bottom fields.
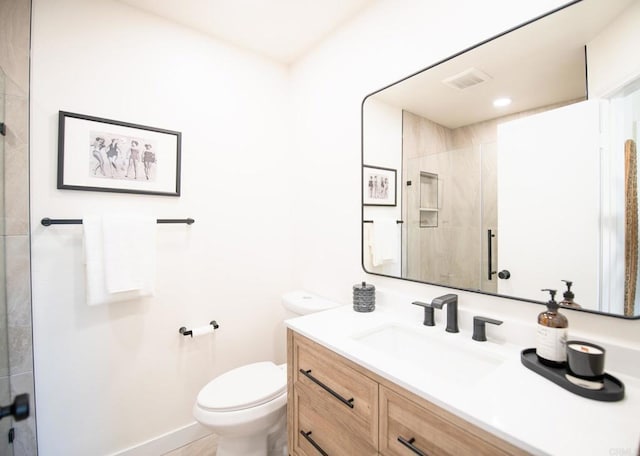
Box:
left=362, top=0, right=640, bottom=317
left=403, top=132, right=496, bottom=292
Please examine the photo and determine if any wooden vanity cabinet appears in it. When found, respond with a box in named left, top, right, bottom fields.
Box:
left=288, top=329, right=378, bottom=455
left=287, top=329, right=527, bottom=456
left=379, top=385, right=527, bottom=456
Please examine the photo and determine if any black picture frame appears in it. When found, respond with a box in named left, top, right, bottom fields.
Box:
left=363, top=165, right=397, bottom=206
left=57, top=111, right=182, bottom=196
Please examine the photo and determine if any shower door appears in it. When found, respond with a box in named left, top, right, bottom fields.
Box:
left=404, top=146, right=483, bottom=289
left=0, top=66, right=29, bottom=455
left=0, top=65, right=15, bottom=456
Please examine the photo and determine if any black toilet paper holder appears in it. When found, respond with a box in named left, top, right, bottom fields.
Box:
left=179, top=320, right=220, bottom=337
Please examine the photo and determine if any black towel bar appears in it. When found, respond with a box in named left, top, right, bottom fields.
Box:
left=363, top=220, right=403, bottom=224
left=41, top=217, right=195, bottom=226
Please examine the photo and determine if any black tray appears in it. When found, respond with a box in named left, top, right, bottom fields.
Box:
left=521, top=348, right=625, bottom=402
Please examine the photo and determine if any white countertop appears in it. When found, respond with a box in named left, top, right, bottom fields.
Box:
left=285, top=301, right=640, bottom=456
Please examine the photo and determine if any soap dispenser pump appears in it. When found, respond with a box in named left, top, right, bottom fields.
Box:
left=536, top=289, right=568, bottom=367
left=559, top=280, right=581, bottom=309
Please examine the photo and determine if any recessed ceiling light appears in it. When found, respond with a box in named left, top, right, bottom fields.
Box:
left=493, top=97, right=512, bottom=107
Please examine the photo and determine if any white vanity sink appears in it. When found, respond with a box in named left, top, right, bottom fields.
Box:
left=352, top=323, right=505, bottom=387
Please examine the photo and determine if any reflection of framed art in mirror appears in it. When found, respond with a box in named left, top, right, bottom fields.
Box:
left=363, top=165, right=396, bottom=206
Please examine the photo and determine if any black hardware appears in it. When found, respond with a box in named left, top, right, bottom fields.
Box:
left=406, top=180, right=412, bottom=186
left=498, top=270, right=511, bottom=279
left=300, top=430, right=328, bottom=456
left=179, top=321, right=219, bottom=337
left=363, top=220, right=403, bottom=224
left=0, top=122, right=6, bottom=136
left=472, top=316, right=503, bottom=342
left=397, top=436, right=428, bottom=456
left=0, top=394, right=29, bottom=422
left=299, top=369, right=354, bottom=408
left=8, top=427, right=14, bottom=443
left=41, top=217, right=195, bottom=226
left=487, top=229, right=496, bottom=280
left=157, top=219, right=195, bottom=224
left=430, top=294, right=459, bottom=333
left=412, top=301, right=435, bottom=326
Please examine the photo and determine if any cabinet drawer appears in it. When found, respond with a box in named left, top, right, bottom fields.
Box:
left=292, top=333, right=378, bottom=447
left=380, top=386, right=524, bottom=456
left=292, top=381, right=377, bottom=456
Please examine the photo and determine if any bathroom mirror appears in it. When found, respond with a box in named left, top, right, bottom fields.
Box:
left=362, top=0, right=640, bottom=318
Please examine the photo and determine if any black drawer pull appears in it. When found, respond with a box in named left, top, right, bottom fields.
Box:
left=299, top=369, right=354, bottom=408
left=300, top=430, right=329, bottom=456
left=398, top=436, right=428, bottom=456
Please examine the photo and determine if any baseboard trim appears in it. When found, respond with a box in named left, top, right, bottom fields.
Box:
left=108, top=422, right=214, bottom=456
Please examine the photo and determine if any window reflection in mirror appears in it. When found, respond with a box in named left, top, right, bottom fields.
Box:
left=361, top=0, right=640, bottom=318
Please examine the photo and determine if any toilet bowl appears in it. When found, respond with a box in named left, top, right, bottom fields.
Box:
left=193, top=291, right=340, bottom=456
left=193, top=361, right=287, bottom=456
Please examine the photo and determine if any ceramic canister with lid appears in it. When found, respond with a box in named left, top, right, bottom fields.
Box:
left=353, top=281, right=375, bottom=312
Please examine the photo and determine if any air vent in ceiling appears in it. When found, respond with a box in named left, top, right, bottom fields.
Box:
left=442, top=68, right=492, bottom=90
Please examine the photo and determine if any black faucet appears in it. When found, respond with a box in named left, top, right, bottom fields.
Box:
left=412, top=301, right=435, bottom=326
left=430, top=294, right=459, bottom=333
left=472, top=316, right=503, bottom=341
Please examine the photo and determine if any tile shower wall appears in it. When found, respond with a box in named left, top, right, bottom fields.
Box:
left=0, top=0, right=36, bottom=455
left=402, top=111, right=482, bottom=288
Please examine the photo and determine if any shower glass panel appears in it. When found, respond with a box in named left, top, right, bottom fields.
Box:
left=480, top=142, right=498, bottom=294
left=404, top=146, right=484, bottom=289
left=0, top=66, right=15, bottom=456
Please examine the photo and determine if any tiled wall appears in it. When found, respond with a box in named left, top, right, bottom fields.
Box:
left=402, top=112, right=483, bottom=289
left=0, top=0, right=37, bottom=454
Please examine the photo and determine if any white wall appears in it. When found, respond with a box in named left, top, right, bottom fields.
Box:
left=289, top=0, right=640, bottom=350
left=496, top=101, right=601, bottom=308
left=30, top=0, right=293, bottom=454
left=587, top=0, right=640, bottom=98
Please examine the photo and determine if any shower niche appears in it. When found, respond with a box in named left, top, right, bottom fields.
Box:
left=419, top=171, right=438, bottom=228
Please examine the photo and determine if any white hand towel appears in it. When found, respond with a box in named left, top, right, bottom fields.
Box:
left=369, top=218, right=398, bottom=266
left=83, top=214, right=157, bottom=306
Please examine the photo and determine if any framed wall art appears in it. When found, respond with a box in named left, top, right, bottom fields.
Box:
left=57, top=111, right=182, bottom=196
left=363, top=165, right=397, bottom=206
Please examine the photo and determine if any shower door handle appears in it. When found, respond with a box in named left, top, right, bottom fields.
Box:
left=487, top=229, right=496, bottom=280
left=498, top=270, right=511, bottom=280
left=0, top=394, right=29, bottom=422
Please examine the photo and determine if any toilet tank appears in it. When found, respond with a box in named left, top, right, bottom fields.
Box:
left=282, top=290, right=340, bottom=318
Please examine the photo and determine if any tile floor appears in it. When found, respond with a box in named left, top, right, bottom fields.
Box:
left=163, top=434, right=217, bottom=456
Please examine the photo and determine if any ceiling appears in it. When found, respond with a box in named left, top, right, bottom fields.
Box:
left=369, top=0, right=634, bottom=128
left=118, top=0, right=376, bottom=64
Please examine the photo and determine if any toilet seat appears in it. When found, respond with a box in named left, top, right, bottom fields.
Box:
left=197, top=361, right=286, bottom=412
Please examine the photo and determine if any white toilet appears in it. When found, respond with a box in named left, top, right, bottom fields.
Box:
left=192, top=291, right=340, bottom=456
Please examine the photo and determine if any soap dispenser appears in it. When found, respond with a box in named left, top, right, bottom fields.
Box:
left=536, top=289, right=568, bottom=367
left=559, top=280, right=581, bottom=309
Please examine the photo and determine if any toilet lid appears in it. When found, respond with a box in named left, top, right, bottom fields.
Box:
left=197, top=361, right=286, bottom=412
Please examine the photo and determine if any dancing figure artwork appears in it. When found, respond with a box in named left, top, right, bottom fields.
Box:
left=89, top=131, right=157, bottom=182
